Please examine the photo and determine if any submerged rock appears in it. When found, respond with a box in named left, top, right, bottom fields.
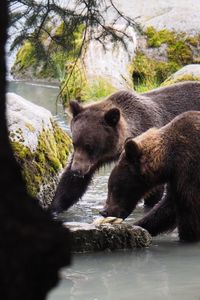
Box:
left=64, top=222, right=152, bottom=252
left=6, top=92, right=72, bottom=207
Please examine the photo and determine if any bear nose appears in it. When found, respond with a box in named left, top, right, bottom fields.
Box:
left=99, top=208, right=109, bottom=217
left=72, top=169, right=84, bottom=178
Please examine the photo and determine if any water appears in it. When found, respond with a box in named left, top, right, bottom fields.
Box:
left=48, top=242, right=200, bottom=300
left=8, top=81, right=200, bottom=300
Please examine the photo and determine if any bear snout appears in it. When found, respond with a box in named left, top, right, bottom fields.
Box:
left=71, top=150, right=93, bottom=176
left=99, top=208, right=109, bottom=217
left=71, top=159, right=91, bottom=176
left=99, top=207, right=128, bottom=219
left=71, top=169, right=85, bottom=178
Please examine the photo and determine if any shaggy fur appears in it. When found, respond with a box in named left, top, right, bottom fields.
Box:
left=51, top=82, right=200, bottom=213
left=102, top=111, right=200, bottom=242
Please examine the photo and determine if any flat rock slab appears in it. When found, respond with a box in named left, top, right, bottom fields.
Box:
left=63, top=222, right=152, bottom=253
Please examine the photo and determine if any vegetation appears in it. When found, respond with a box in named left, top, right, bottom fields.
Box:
left=9, top=0, right=141, bottom=103
left=61, top=69, right=116, bottom=105
left=130, top=27, right=200, bottom=92
left=84, top=78, right=116, bottom=101
left=129, top=50, right=180, bottom=92
left=11, top=21, right=85, bottom=80
left=10, top=121, right=72, bottom=202
left=162, top=74, right=200, bottom=86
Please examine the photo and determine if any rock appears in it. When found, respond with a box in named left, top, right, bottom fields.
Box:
left=84, top=25, right=137, bottom=89
left=84, top=1, right=200, bottom=90
left=163, top=64, right=200, bottom=85
left=10, top=1, right=200, bottom=93
left=116, top=0, right=200, bottom=35
left=6, top=92, right=72, bottom=206
left=145, top=7, right=200, bottom=36
left=64, top=222, right=152, bottom=252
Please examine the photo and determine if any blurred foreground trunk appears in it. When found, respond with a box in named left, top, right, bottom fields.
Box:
left=0, top=2, right=71, bottom=299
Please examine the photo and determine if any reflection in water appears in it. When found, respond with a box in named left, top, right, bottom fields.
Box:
left=49, top=241, right=200, bottom=300
left=8, top=81, right=200, bottom=300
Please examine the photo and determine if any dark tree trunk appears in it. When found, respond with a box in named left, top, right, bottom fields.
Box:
left=0, top=2, right=71, bottom=300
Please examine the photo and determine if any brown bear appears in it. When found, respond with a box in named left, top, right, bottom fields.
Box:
left=101, top=111, right=200, bottom=242
left=51, top=81, right=200, bottom=214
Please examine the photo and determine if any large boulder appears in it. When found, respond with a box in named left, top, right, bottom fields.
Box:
left=84, top=26, right=137, bottom=89
left=163, top=64, right=200, bottom=85
left=10, top=1, right=200, bottom=94
left=84, top=1, right=200, bottom=90
left=6, top=92, right=72, bottom=207
left=117, top=0, right=200, bottom=35
left=65, top=222, right=152, bottom=252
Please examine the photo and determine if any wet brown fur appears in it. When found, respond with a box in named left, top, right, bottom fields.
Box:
left=103, top=111, right=200, bottom=242
left=51, top=82, right=200, bottom=213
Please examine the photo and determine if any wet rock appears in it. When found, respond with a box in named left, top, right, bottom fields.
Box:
left=6, top=92, right=72, bottom=207
left=64, top=222, right=152, bottom=252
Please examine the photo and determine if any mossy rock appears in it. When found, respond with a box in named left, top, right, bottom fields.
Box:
left=162, top=64, right=200, bottom=86
left=129, top=50, right=180, bottom=92
left=130, top=27, right=200, bottom=92
left=7, top=93, right=72, bottom=207
left=145, top=27, right=175, bottom=48
left=11, top=22, right=84, bottom=82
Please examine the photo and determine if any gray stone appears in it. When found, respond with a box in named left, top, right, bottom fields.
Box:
left=163, top=64, right=200, bottom=85
left=6, top=92, right=71, bottom=207
left=169, top=64, right=200, bottom=80
left=115, top=0, right=200, bottom=35
left=64, top=222, right=152, bottom=253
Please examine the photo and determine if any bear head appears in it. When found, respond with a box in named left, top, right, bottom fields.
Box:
left=100, top=128, right=167, bottom=219
left=69, top=100, right=126, bottom=176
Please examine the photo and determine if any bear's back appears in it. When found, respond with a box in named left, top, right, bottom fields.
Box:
left=144, top=81, right=200, bottom=123
left=162, top=111, right=200, bottom=170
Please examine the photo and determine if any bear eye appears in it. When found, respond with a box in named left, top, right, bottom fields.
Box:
left=85, top=144, right=94, bottom=155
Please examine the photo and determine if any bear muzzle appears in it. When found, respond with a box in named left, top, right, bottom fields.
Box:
left=99, top=206, right=130, bottom=220
left=71, top=151, right=93, bottom=176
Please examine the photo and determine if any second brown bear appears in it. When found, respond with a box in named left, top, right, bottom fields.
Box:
left=51, top=81, right=200, bottom=214
left=101, top=111, right=200, bottom=242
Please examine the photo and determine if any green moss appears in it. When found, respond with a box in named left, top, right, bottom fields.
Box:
left=15, top=41, right=36, bottom=70
left=25, top=123, right=35, bottom=132
left=145, top=26, right=197, bottom=65
left=167, top=40, right=193, bottom=65
left=61, top=67, right=117, bottom=105
left=130, top=27, right=200, bottom=92
left=129, top=51, right=180, bottom=92
left=162, top=74, right=200, bottom=86
left=60, top=61, right=87, bottom=104
left=145, top=26, right=174, bottom=48
left=52, top=122, right=72, bottom=166
left=186, top=35, right=200, bottom=47
left=10, top=123, right=72, bottom=198
left=12, top=22, right=85, bottom=81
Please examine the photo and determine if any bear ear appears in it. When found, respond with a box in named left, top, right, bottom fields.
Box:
left=69, top=100, right=83, bottom=117
left=124, top=139, right=141, bottom=164
left=104, top=108, right=120, bottom=127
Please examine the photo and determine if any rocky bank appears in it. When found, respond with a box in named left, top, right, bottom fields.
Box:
left=7, top=92, right=72, bottom=207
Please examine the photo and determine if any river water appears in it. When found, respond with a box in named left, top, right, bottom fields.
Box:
left=8, top=81, right=200, bottom=300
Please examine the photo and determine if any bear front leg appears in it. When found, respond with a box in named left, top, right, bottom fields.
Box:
left=50, top=163, right=94, bottom=214
left=143, top=185, right=165, bottom=209
left=134, top=187, right=176, bottom=236
left=176, top=194, right=200, bottom=242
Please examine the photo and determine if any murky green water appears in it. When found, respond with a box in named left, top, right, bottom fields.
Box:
left=8, top=81, right=200, bottom=300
